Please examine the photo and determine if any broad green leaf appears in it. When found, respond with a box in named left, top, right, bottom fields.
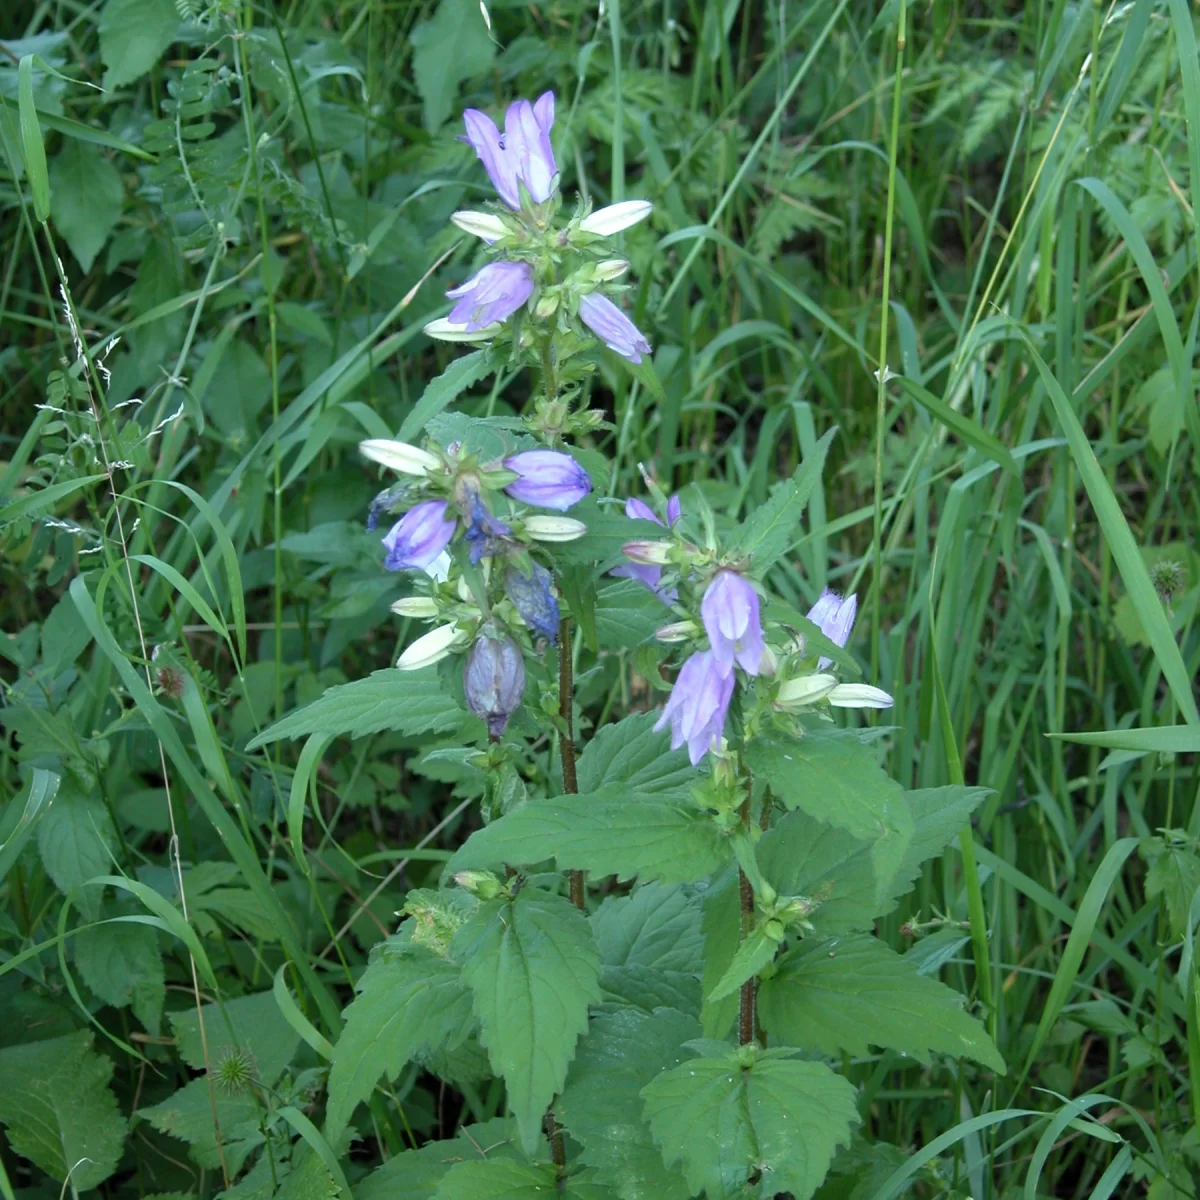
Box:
left=247, top=668, right=465, bottom=748
left=358, top=1117, right=527, bottom=1200
left=576, top=712, right=698, bottom=795
left=454, top=887, right=602, bottom=1156
left=642, top=1047, right=859, bottom=1200
left=559, top=1008, right=699, bottom=1200
left=409, top=0, right=495, bottom=132
left=276, top=1147, right=342, bottom=1200
left=326, top=943, right=473, bottom=1139
left=171, top=990, right=300, bottom=1087
left=75, top=918, right=165, bottom=1034
left=595, top=578, right=669, bottom=649
left=48, top=140, right=123, bottom=272
left=729, top=429, right=833, bottom=569
left=99, top=0, right=179, bottom=89
left=36, top=782, right=116, bottom=918
left=0, top=767, right=58, bottom=883
left=40, top=592, right=92, bottom=673
left=758, top=935, right=1004, bottom=1071
left=434, top=1159, right=610, bottom=1199
left=746, top=731, right=913, bottom=900
left=139, top=1078, right=263, bottom=1173
left=399, top=350, right=494, bottom=441
left=1143, top=840, right=1200, bottom=940
left=545, top=500, right=665, bottom=571
left=699, top=871, right=742, bottom=1038
left=707, top=923, right=780, bottom=1003
left=424, top=413, right=535, bottom=460
left=893, top=785, right=991, bottom=888
left=591, top=883, right=704, bottom=1014
left=449, top=789, right=730, bottom=885
left=0, top=1031, right=127, bottom=1191
left=190, top=884, right=279, bottom=942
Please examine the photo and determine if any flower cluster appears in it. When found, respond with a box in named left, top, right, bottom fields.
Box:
left=423, top=92, right=653, bottom=364
left=613, top=504, right=893, bottom=764
left=362, top=436, right=593, bottom=735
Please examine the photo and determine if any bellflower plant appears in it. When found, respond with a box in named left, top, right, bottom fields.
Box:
left=248, top=89, right=1002, bottom=1200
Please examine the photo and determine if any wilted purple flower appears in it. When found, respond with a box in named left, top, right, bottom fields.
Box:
left=462, top=93, right=557, bottom=210
left=701, top=570, right=764, bottom=675
left=503, top=450, right=592, bottom=510
left=654, top=651, right=734, bottom=765
left=578, top=293, right=652, bottom=363
left=505, top=563, right=559, bottom=642
left=464, top=632, right=526, bottom=737
left=382, top=501, right=457, bottom=571
left=366, top=483, right=412, bottom=532
left=446, top=262, right=534, bottom=332
left=806, top=589, right=858, bottom=669
left=463, top=491, right=514, bottom=563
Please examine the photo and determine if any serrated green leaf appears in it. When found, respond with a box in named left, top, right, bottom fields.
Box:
left=357, top=1117, right=527, bottom=1200
left=746, top=731, right=913, bottom=901
left=699, top=871, right=742, bottom=1038
left=434, top=1159, right=608, bottom=1200
left=594, top=579, right=669, bottom=649
left=247, top=668, right=465, bottom=748
left=191, top=885, right=280, bottom=942
left=36, top=782, right=115, bottom=918
left=410, top=0, right=495, bottom=132
left=707, top=923, right=780, bottom=1003
left=399, top=351, right=495, bottom=441
left=559, top=1008, right=698, bottom=1200
left=171, top=990, right=300, bottom=1087
left=48, top=140, right=123, bottom=272
left=326, top=944, right=473, bottom=1139
left=139, top=1078, right=263, bottom=1173
left=425, top=412, right=535, bottom=460
left=98, top=0, right=178, bottom=89
left=75, top=918, right=165, bottom=1034
left=0, top=767, right=58, bottom=884
left=641, top=1047, right=858, bottom=1200
left=544, top=500, right=665, bottom=571
left=0, top=1031, right=127, bottom=1191
left=576, top=713, right=699, bottom=795
left=453, top=888, right=602, bottom=1156
left=894, top=785, right=991, bottom=885
left=758, top=935, right=1005, bottom=1072
left=449, top=789, right=730, bottom=885
left=276, top=1147, right=342, bottom=1200
left=1144, top=842, right=1200, bottom=940
left=729, top=429, right=834, bottom=570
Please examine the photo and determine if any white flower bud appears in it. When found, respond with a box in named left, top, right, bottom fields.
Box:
left=580, top=200, right=653, bottom=236
left=828, top=683, right=895, bottom=709
left=524, top=515, right=587, bottom=542
left=655, top=620, right=698, bottom=643
left=425, top=551, right=452, bottom=583
left=359, top=438, right=440, bottom=476
left=758, top=644, right=778, bottom=676
left=450, top=210, right=509, bottom=242
left=622, top=539, right=672, bottom=565
left=391, top=596, right=438, bottom=619
left=775, top=672, right=838, bottom=709
left=424, top=317, right=499, bottom=343
left=592, top=259, right=630, bottom=281
left=397, top=623, right=460, bottom=670
left=534, top=293, right=560, bottom=319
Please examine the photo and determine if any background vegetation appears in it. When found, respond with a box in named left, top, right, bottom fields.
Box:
left=1, top=0, right=1198, bottom=1195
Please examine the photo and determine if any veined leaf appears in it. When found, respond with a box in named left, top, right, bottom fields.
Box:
left=448, top=788, right=730, bottom=885
left=706, top=923, right=780, bottom=1002
left=398, top=350, right=495, bottom=441
left=247, top=668, right=465, bottom=748
left=642, top=1047, right=858, bottom=1200
left=453, top=887, right=602, bottom=1156
left=758, top=935, right=1004, bottom=1071
left=576, top=712, right=699, bottom=795
left=433, top=1159, right=609, bottom=1199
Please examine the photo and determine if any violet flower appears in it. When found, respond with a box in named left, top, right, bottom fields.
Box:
left=503, top=450, right=592, bottom=510
left=446, top=262, right=534, bottom=332
left=806, top=589, right=858, bottom=669
left=701, top=570, right=764, bottom=675
left=463, top=491, right=514, bottom=563
left=505, top=563, right=559, bottom=642
left=654, top=650, right=734, bottom=765
left=464, top=631, right=526, bottom=737
left=382, top=501, right=457, bottom=571
left=578, top=293, right=652, bottom=363
left=610, top=493, right=681, bottom=602
left=462, top=92, right=557, bottom=210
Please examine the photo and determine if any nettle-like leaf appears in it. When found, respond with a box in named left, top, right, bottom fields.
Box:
left=545, top=500, right=665, bottom=573
left=747, top=730, right=913, bottom=902
left=641, top=1046, right=859, bottom=1200
left=247, top=668, right=465, bottom=748
left=559, top=1007, right=699, bottom=1200
left=0, top=1031, right=127, bottom=1192
left=139, top=1079, right=264, bottom=1174
left=1143, top=837, right=1200, bottom=940
left=591, top=882, right=704, bottom=1014
left=707, top=922, right=780, bottom=1003
left=576, top=712, right=699, bottom=795
left=75, top=917, right=165, bottom=1034
left=325, top=942, right=474, bottom=1139
left=453, top=887, right=602, bottom=1156
left=434, top=1159, right=611, bottom=1199
left=36, top=781, right=116, bottom=918
left=448, top=788, right=730, bottom=885
left=594, top=579, right=670, bottom=649
left=758, top=935, right=1005, bottom=1072
left=699, top=872, right=742, bottom=1038
left=172, top=989, right=300, bottom=1086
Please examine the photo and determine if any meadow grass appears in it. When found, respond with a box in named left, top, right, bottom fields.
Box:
left=1, top=0, right=1198, bottom=1195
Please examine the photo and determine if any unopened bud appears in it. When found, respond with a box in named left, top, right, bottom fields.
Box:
left=424, top=317, right=499, bottom=342
left=592, top=258, right=630, bottom=281
left=391, top=596, right=438, bottom=619
left=580, top=200, right=653, bottom=236
left=775, top=672, right=838, bottom=709
left=453, top=869, right=504, bottom=900
left=534, top=293, right=560, bottom=320
left=655, top=620, right=697, bottom=643
left=360, top=439, right=441, bottom=476
left=397, top=623, right=461, bottom=670
left=827, top=683, right=894, bottom=710
left=622, top=540, right=672, bottom=565
left=464, top=632, right=526, bottom=737
left=450, top=210, right=509, bottom=242
left=525, top=515, right=587, bottom=542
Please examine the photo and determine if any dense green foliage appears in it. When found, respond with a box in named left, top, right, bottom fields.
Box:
left=2, top=0, right=1200, bottom=1197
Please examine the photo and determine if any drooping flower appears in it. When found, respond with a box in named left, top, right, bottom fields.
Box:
left=464, top=632, right=527, bottom=736
left=446, top=261, right=534, bottom=332
left=611, top=494, right=681, bottom=601
left=503, top=450, right=592, bottom=510
left=462, top=491, right=514, bottom=563
left=397, top=622, right=461, bottom=670
left=654, top=650, right=735, bottom=765
left=701, top=570, right=764, bottom=675
left=505, top=563, right=559, bottom=642
left=578, top=293, right=652, bottom=363
left=382, top=501, right=457, bottom=571
left=462, top=92, right=557, bottom=210
left=805, top=589, right=858, bottom=670
left=579, top=200, right=653, bottom=236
